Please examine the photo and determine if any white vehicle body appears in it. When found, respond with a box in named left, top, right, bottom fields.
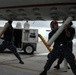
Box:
left=0, top=27, right=38, bottom=54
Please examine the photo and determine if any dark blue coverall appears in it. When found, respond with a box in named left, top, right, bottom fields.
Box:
left=54, top=27, right=75, bottom=68
left=44, top=29, right=76, bottom=75
left=0, top=21, right=24, bottom=64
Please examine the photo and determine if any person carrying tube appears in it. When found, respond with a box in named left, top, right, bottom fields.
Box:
left=39, top=20, right=76, bottom=75
left=0, top=20, right=24, bottom=64
left=54, top=21, right=75, bottom=70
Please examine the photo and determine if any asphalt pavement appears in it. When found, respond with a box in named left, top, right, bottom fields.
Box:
left=0, top=41, right=76, bottom=75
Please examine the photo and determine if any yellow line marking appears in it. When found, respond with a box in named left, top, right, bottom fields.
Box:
left=0, top=63, right=40, bottom=73
left=0, top=63, right=60, bottom=75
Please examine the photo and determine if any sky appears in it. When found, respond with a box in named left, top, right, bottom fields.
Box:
left=0, top=20, right=76, bottom=43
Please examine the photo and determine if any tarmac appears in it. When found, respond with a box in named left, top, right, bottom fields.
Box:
left=0, top=41, right=76, bottom=75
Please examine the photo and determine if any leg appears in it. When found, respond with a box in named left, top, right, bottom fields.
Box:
left=57, top=55, right=64, bottom=65
left=7, top=44, right=24, bottom=64
left=54, top=55, right=64, bottom=69
left=63, top=48, right=76, bottom=75
left=44, top=51, right=59, bottom=70
left=39, top=48, right=60, bottom=75
left=0, top=41, right=7, bottom=52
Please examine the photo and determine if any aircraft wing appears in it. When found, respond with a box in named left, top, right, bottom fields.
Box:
left=0, top=0, right=76, bottom=20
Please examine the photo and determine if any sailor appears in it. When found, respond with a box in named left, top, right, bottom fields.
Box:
left=39, top=20, right=76, bottom=75
left=0, top=20, right=24, bottom=64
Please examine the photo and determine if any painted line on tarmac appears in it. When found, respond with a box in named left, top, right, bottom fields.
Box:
left=35, top=52, right=48, bottom=55
left=0, top=63, right=41, bottom=73
left=0, top=63, right=60, bottom=75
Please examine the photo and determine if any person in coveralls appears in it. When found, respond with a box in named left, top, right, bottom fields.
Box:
left=39, top=20, right=76, bottom=75
left=54, top=21, right=75, bottom=70
left=0, top=20, right=24, bottom=64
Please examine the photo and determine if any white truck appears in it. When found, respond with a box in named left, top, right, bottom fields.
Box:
left=0, top=27, right=38, bottom=54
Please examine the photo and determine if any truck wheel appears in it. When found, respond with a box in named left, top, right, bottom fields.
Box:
left=24, top=44, right=34, bottom=54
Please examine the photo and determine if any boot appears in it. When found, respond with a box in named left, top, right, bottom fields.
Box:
left=39, top=70, right=47, bottom=75
left=68, top=66, right=70, bottom=69
left=54, top=65, right=60, bottom=69
left=19, top=60, right=24, bottom=64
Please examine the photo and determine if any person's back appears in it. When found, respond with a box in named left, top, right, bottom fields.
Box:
left=67, top=27, right=75, bottom=50
left=39, top=20, right=76, bottom=75
left=0, top=20, right=24, bottom=64
left=3, top=20, right=13, bottom=42
left=24, top=20, right=30, bottom=29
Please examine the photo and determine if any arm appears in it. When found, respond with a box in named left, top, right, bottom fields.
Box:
left=0, top=22, right=9, bottom=38
left=64, top=24, right=71, bottom=37
left=47, top=31, right=55, bottom=46
left=69, top=28, right=75, bottom=42
left=65, top=28, right=71, bottom=37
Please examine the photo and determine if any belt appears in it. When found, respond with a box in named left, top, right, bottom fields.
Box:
left=60, top=44, right=63, bottom=46
left=55, top=43, right=67, bottom=47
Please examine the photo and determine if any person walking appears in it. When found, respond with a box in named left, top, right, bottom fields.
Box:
left=0, top=20, right=24, bottom=64
left=39, top=20, right=76, bottom=75
left=54, top=22, right=75, bottom=70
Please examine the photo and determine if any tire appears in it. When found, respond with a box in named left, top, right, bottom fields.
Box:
left=23, top=44, right=35, bottom=54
